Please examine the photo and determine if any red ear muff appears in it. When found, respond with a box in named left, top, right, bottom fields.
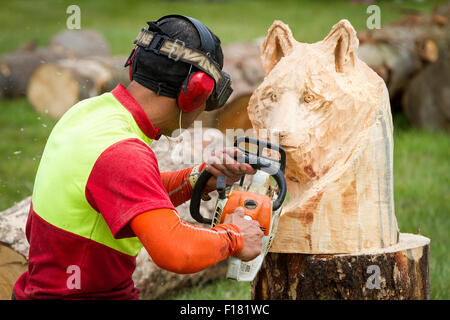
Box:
left=127, top=47, right=139, bottom=81
left=177, top=71, right=215, bottom=112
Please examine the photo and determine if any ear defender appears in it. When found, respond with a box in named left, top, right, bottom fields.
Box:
left=126, top=46, right=139, bottom=82
left=177, top=71, right=215, bottom=112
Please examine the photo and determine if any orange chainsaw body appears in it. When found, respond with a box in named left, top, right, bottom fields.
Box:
left=220, top=191, right=271, bottom=236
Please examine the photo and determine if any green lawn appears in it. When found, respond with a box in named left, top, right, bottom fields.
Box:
left=0, top=0, right=447, bottom=56
left=0, top=0, right=448, bottom=300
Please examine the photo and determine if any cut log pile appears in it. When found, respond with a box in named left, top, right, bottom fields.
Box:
left=402, top=41, right=449, bottom=131
left=0, top=30, right=111, bottom=98
left=357, top=4, right=449, bottom=130
left=24, top=36, right=265, bottom=129
left=357, top=6, right=449, bottom=100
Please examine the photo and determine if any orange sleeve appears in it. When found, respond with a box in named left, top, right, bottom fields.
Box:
left=131, top=208, right=244, bottom=274
left=160, top=163, right=207, bottom=207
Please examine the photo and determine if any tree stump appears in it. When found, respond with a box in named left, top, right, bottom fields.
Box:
left=248, top=19, right=431, bottom=300
left=252, top=233, right=430, bottom=300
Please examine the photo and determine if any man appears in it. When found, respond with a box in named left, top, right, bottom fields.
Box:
left=13, top=15, right=263, bottom=300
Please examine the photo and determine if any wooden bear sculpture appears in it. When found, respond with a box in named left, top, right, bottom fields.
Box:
left=249, top=20, right=430, bottom=299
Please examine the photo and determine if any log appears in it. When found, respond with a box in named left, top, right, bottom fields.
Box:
left=0, top=197, right=32, bottom=300
left=27, top=57, right=130, bottom=119
left=248, top=19, right=430, bottom=300
left=0, top=30, right=110, bottom=98
left=357, top=5, right=449, bottom=101
left=196, top=40, right=264, bottom=132
left=0, top=129, right=228, bottom=300
left=49, top=30, right=110, bottom=58
left=0, top=47, right=65, bottom=98
left=252, top=233, right=430, bottom=300
left=402, top=43, right=450, bottom=131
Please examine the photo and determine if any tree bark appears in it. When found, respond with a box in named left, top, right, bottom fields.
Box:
left=0, top=30, right=110, bottom=98
left=252, top=233, right=430, bottom=300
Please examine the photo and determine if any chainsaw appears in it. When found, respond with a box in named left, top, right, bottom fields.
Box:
left=189, top=137, right=287, bottom=281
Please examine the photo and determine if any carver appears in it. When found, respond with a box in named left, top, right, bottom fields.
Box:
left=13, top=15, right=263, bottom=300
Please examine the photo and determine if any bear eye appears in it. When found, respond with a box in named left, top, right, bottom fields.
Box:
left=270, top=91, right=278, bottom=101
left=261, top=87, right=279, bottom=102
left=303, top=92, right=315, bottom=103
left=301, top=89, right=330, bottom=110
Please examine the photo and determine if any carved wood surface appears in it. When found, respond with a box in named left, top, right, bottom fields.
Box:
left=249, top=18, right=431, bottom=301
left=248, top=19, right=399, bottom=254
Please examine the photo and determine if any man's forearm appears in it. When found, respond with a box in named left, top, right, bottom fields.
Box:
left=130, top=208, right=244, bottom=274
left=160, top=163, right=207, bottom=207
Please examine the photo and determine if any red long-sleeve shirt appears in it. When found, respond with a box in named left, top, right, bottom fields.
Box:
left=135, top=163, right=244, bottom=274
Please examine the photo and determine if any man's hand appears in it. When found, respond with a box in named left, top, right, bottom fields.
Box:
left=223, top=207, right=264, bottom=261
left=204, top=147, right=257, bottom=190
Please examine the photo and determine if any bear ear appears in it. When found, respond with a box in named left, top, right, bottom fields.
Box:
left=261, top=20, right=296, bottom=75
left=322, top=19, right=359, bottom=73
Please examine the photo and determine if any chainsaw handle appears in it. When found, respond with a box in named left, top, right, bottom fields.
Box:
left=190, top=170, right=214, bottom=225
left=189, top=157, right=287, bottom=225
left=271, top=169, right=287, bottom=211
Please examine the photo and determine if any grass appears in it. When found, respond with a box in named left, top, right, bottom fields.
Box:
left=391, top=114, right=449, bottom=300
left=165, top=278, right=251, bottom=300
left=0, top=0, right=448, bottom=299
left=0, top=99, right=55, bottom=208
left=0, top=0, right=447, bottom=56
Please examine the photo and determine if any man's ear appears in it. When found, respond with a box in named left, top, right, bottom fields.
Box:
left=322, top=19, right=359, bottom=73
left=261, top=20, right=296, bottom=75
